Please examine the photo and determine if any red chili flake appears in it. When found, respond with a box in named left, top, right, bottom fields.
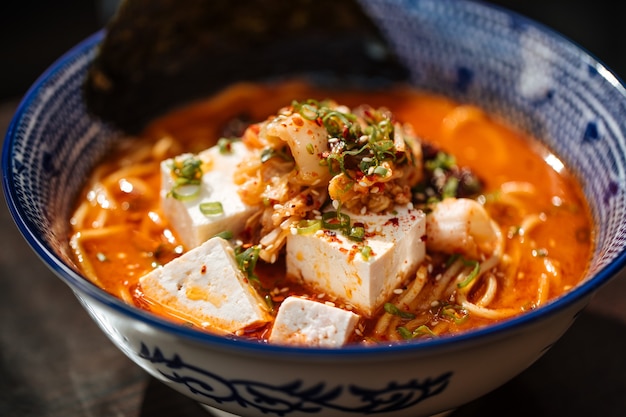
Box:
left=293, top=117, right=304, bottom=127
left=305, top=193, right=314, bottom=206
left=201, top=265, right=207, bottom=274
left=385, top=218, right=400, bottom=227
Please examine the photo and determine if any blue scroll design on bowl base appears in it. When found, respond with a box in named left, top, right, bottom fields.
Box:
left=139, top=343, right=452, bottom=415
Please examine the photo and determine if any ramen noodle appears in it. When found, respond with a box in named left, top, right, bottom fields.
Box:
left=69, top=81, right=593, bottom=346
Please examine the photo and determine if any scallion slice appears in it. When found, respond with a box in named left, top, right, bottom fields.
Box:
left=457, top=259, right=480, bottom=289
left=171, top=184, right=201, bottom=201
left=213, top=230, right=233, bottom=240
left=200, top=201, right=224, bottom=216
left=321, top=211, right=351, bottom=230
left=296, top=219, right=322, bottom=235
left=384, top=302, right=416, bottom=319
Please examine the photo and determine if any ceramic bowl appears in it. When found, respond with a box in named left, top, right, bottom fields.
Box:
left=4, top=1, right=626, bottom=416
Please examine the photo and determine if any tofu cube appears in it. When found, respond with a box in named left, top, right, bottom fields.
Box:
left=139, top=237, right=271, bottom=334
left=161, top=141, right=257, bottom=249
left=286, top=205, right=426, bottom=316
left=269, top=296, right=360, bottom=347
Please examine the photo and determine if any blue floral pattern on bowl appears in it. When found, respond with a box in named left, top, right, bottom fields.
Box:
left=139, top=343, right=452, bottom=415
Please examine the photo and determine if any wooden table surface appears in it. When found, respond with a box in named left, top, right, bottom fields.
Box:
left=2, top=97, right=626, bottom=417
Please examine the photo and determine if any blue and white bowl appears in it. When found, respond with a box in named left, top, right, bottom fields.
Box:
left=4, top=1, right=626, bottom=416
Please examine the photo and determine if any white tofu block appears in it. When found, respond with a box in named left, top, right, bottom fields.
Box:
left=286, top=205, right=426, bottom=317
left=269, top=296, right=360, bottom=347
left=161, top=141, right=257, bottom=249
left=139, top=237, right=271, bottom=334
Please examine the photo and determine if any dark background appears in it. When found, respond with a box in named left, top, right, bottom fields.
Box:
left=0, top=0, right=625, bottom=101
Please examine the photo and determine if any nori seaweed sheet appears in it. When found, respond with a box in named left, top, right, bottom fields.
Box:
left=83, top=0, right=409, bottom=133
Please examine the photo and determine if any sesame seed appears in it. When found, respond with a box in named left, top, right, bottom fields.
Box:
left=332, top=200, right=339, bottom=209
left=273, top=204, right=283, bottom=210
left=393, top=288, right=404, bottom=294
left=325, top=301, right=336, bottom=307
left=360, top=206, right=367, bottom=215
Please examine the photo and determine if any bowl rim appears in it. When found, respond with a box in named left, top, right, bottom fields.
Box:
left=4, top=7, right=626, bottom=359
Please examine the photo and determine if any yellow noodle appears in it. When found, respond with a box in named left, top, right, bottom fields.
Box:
left=396, top=265, right=429, bottom=308
left=69, top=233, right=102, bottom=287
left=70, top=200, right=91, bottom=231
left=535, top=272, right=550, bottom=307
left=475, top=273, right=498, bottom=306
left=457, top=292, right=520, bottom=320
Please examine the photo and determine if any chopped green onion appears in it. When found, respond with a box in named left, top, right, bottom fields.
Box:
left=457, top=259, right=480, bottom=289
left=396, top=326, right=413, bottom=340
left=200, top=201, right=224, bottom=216
left=397, top=325, right=437, bottom=340
left=384, top=302, right=416, bottom=319
left=306, top=143, right=315, bottom=155
left=440, top=304, right=469, bottom=325
left=296, top=219, right=322, bottom=235
left=171, top=184, right=201, bottom=201
left=321, top=211, right=351, bottom=230
left=442, top=176, right=459, bottom=199
left=360, top=245, right=373, bottom=260
left=261, top=146, right=294, bottom=163
left=260, top=148, right=274, bottom=163
left=217, top=138, right=234, bottom=154
left=235, top=245, right=261, bottom=282
left=373, top=166, right=389, bottom=176
left=172, top=156, right=203, bottom=181
left=348, top=225, right=365, bottom=241
left=425, top=151, right=456, bottom=171
left=213, top=230, right=234, bottom=240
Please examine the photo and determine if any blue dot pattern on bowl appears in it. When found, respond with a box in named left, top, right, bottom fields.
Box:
left=4, top=36, right=119, bottom=267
